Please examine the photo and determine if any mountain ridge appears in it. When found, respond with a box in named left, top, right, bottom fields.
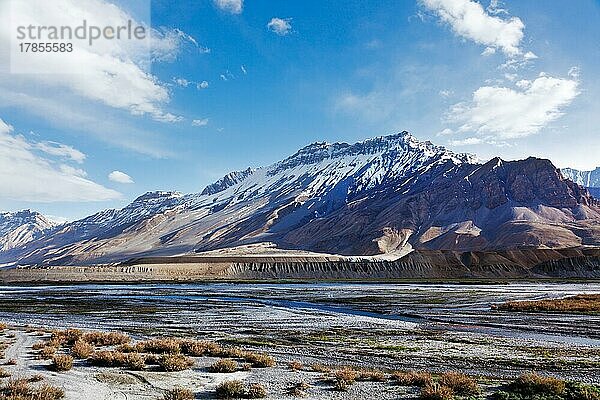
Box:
left=1, top=131, right=599, bottom=266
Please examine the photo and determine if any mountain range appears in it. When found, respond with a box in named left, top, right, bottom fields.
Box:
left=1, top=131, right=599, bottom=266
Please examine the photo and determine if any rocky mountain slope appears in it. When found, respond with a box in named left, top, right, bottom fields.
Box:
left=0, top=210, right=58, bottom=253
left=1, top=132, right=599, bottom=266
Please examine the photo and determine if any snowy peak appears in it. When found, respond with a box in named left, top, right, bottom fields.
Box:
left=562, top=167, right=600, bottom=188
left=0, top=210, right=59, bottom=251
left=201, top=168, right=255, bottom=195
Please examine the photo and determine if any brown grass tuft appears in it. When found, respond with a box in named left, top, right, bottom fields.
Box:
left=392, top=370, right=433, bottom=387
left=50, top=355, right=73, bottom=372
left=246, top=383, right=267, bottom=399
left=216, top=380, right=245, bottom=399
left=420, top=383, right=454, bottom=400
left=241, top=352, right=275, bottom=368
left=310, top=363, right=331, bottom=373
left=356, top=368, right=387, bottom=382
left=83, top=331, right=130, bottom=346
left=0, top=367, right=10, bottom=378
left=508, top=373, right=566, bottom=396
left=38, top=346, right=57, bottom=360
left=439, top=372, right=479, bottom=396
left=496, top=294, right=600, bottom=314
left=289, top=361, right=303, bottom=371
left=162, top=387, right=195, bottom=400
left=208, top=359, right=238, bottom=373
left=158, top=354, right=194, bottom=372
left=71, top=340, right=94, bottom=359
left=135, top=338, right=180, bottom=354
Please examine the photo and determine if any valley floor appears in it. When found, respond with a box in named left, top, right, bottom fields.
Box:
left=0, top=282, right=599, bottom=399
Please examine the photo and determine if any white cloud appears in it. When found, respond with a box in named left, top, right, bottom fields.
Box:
left=192, top=118, right=209, bottom=127
left=481, top=47, right=496, bottom=56
left=437, top=128, right=454, bottom=136
left=445, top=74, right=579, bottom=139
left=241, top=65, right=247, bottom=75
left=421, top=0, right=525, bottom=56
left=108, top=170, right=134, bottom=184
left=439, top=89, right=453, bottom=98
left=35, top=141, right=86, bottom=164
left=449, top=137, right=483, bottom=146
left=0, top=118, right=120, bottom=202
left=515, top=79, right=531, bottom=89
left=197, top=81, right=209, bottom=89
left=267, top=18, right=293, bottom=36
left=504, top=73, right=518, bottom=81
left=214, top=0, right=243, bottom=14
left=173, top=78, right=190, bottom=87
left=0, top=0, right=193, bottom=123
left=220, top=74, right=228, bottom=81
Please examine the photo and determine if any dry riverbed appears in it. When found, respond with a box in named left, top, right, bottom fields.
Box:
left=1, top=283, right=600, bottom=399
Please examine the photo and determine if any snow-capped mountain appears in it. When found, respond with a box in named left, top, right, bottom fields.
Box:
left=0, top=210, right=59, bottom=252
left=1, top=132, right=599, bottom=265
left=562, top=167, right=600, bottom=188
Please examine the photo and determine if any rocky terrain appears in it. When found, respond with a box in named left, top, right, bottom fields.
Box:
left=0, top=132, right=599, bottom=267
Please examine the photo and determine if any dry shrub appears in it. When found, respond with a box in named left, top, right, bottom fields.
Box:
left=356, top=368, right=387, bottom=382
left=246, top=383, right=267, bottom=399
left=158, top=354, right=194, bottom=372
left=508, top=373, right=566, bottom=397
left=39, top=346, right=57, bottom=360
left=83, top=331, right=130, bottom=346
left=216, top=380, right=245, bottom=399
left=0, top=367, right=10, bottom=378
left=209, top=359, right=238, bottom=373
left=180, top=339, right=220, bottom=356
left=241, top=352, right=275, bottom=368
left=136, top=338, right=180, bottom=354
left=240, top=363, right=252, bottom=371
left=310, top=363, right=331, bottom=373
left=392, top=370, right=433, bottom=387
left=420, top=383, right=454, bottom=400
left=0, top=323, right=7, bottom=331
left=90, top=351, right=145, bottom=370
left=289, top=361, right=303, bottom=371
left=439, top=372, right=479, bottom=396
left=32, top=341, right=47, bottom=350
left=1, top=379, right=65, bottom=400
left=162, top=387, right=195, bottom=400
left=27, top=374, right=44, bottom=383
left=288, top=382, right=311, bottom=396
left=51, top=329, right=83, bottom=346
left=5, top=359, right=16, bottom=366
left=50, top=355, right=73, bottom=372
left=497, top=294, right=600, bottom=313
left=71, top=340, right=94, bottom=359
left=332, top=367, right=358, bottom=391
left=116, top=343, right=137, bottom=353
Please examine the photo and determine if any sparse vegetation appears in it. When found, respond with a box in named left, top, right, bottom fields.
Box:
left=215, top=380, right=266, bottom=399
left=0, top=378, right=64, bottom=400
left=0, top=367, right=10, bottom=378
left=158, top=354, right=194, bottom=372
left=216, top=380, right=245, bottom=399
left=71, top=340, right=94, bottom=359
left=135, top=338, right=181, bottom=354
left=27, top=374, right=44, bottom=383
left=90, top=351, right=146, bottom=370
left=288, top=381, right=311, bottom=396
left=492, top=374, right=600, bottom=400
left=241, top=352, right=275, bottom=368
left=0, top=323, right=7, bottom=331
left=496, top=294, right=600, bottom=314
left=439, top=371, right=480, bottom=396
left=209, top=358, right=238, bottom=373
left=39, top=346, right=57, bottom=360
left=50, top=355, right=73, bottom=372
left=356, top=368, right=387, bottom=382
left=310, top=363, right=331, bottom=373
left=83, top=331, right=130, bottom=346
left=331, top=367, right=358, bottom=391
left=289, top=361, right=303, bottom=371
left=420, top=383, right=455, bottom=400
left=392, top=370, right=433, bottom=387
left=246, top=383, right=267, bottom=399
left=5, top=359, right=16, bottom=366
left=162, top=387, right=195, bottom=400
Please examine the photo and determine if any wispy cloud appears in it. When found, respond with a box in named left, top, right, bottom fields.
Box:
left=0, top=117, right=120, bottom=202
left=192, top=118, right=209, bottom=127
left=267, top=18, right=293, bottom=36
left=197, top=81, right=209, bottom=89
left=108, top=170, right=134, bottom=184
left=214, top=0, right=243, bottom=14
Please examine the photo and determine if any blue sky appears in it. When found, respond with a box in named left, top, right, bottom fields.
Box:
left=0, top=0, right=599, bottom=220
